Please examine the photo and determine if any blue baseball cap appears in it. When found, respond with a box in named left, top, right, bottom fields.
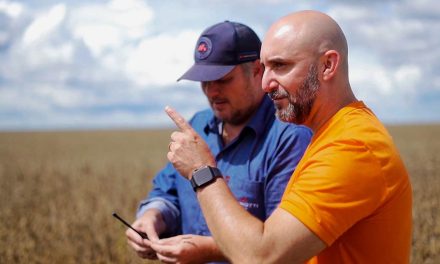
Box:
left=178, top=21, right=261, bottom=82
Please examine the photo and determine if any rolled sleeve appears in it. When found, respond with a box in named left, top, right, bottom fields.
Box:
left=137, top=197, right=180, bottom=235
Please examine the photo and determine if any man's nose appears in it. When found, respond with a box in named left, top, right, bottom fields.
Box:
left=262, top=69, right=277, bottom=93
left=203, top=82, right=221, bottom=96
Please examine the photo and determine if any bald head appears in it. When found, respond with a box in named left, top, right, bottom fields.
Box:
left=261, top=10, right=356, bottom=131
left=262, top=10, right=348, bottom=73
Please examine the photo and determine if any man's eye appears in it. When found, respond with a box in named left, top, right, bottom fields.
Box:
left=273, top=62, right=284, bottom=69
left=218, top=78, right=231, bottom=84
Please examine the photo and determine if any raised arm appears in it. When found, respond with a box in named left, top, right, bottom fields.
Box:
left=163, top=106, right=326, bottom=263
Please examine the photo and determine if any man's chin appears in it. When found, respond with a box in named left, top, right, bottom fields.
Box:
left=275, top=110, right=291, bottom=123
left=275, top=110, right=303, bottom=125
left=214, top=111, right=231, bottom=122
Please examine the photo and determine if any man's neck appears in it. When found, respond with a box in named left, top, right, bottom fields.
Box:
left=306, top=84, right=357, bottom=133
left=219, top=98, right=263, bottom=145
left=221, top=122, right=246, bottom=145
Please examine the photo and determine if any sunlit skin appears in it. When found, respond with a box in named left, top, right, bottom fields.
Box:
left=261, top=12, right=355, bottom=132
left=261, top=23, right=321, bottom=128
left=267, top=63, right=320, bottom=124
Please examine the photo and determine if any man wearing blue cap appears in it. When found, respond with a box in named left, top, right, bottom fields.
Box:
left=126, top=21, right=312, bottom=263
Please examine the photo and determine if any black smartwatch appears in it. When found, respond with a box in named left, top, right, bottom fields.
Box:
left=190, top=165, right=222, bottom=191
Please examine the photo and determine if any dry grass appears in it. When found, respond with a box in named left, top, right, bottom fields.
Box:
left=0, top=125, right=439, bottom=263
left=0, top=129, right=171, bottom=263
left=387, top=125, right=440, bottom=264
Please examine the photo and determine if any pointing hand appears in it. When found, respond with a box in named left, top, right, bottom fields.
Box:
left=165, top=106, right=216, bottom=179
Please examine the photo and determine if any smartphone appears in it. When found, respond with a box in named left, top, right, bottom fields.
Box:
left=112, top=212, right=149, bottom=240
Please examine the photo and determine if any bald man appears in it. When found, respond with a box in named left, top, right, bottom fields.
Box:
left=158, top=10, right=413, bottom=263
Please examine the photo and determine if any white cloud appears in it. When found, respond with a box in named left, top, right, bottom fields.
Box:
left=0, top=0, right=23, bottom=18
left=349, top=50, right=391, bottom=98
left=27, top=43, right=74, bottom=68
left=0, top=86, right=51, bottom=113
left=349, top=50, right=421, bottom=100
left=35, top=85, right=85, bottom=108
left=22, top=4, right=66, bottom=45
left=125, top=30, right=198, bottom=87
left=327, top=5, right=372, bottom=22
left=0, top=31, right=8, bottom=45
left=72, top=24, right=121, bottom=57
left=393, top=65, right=421, bottom=93
left=0, top=0, right=439, bottom=130
left=70, top=0, right=154, bottom=57
left=398, top=0, right=440, bottom=16
left=107, top=0, right=153, bottom=28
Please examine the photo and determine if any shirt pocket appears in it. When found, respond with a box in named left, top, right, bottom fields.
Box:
left=229, top=180, right=265, bottom=220
left=196, top=180, right=266, bottom=235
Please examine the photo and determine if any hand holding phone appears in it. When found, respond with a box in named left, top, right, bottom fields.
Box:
left=112, top=212, right=149, bottom=240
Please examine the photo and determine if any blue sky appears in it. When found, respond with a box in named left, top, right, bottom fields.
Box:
left=0, top=0, right=439, bottom=130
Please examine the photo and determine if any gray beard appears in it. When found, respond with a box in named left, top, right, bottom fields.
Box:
left=275, top=64, right=320, bottom=124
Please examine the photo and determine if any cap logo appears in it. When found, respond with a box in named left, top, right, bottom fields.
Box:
left=196, top=37, right=212, bottom=60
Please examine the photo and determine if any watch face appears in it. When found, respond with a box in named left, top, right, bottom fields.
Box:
left=191, top=166, right=221, bottom=191
left=194, top=167, right=213, bottom=186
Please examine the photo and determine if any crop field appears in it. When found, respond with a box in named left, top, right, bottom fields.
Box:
left=0, top=125, right=439, bottom=263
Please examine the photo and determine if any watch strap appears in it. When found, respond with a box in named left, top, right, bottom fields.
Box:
left=190, top=166, right=222, bottom=191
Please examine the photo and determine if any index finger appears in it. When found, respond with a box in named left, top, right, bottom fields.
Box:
left=165, top=106, right=193, bottom=132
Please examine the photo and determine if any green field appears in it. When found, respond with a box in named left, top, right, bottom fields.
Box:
left=0, top=125, right=439, bottom=263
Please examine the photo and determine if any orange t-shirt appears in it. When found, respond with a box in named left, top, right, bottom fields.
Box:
left=279, top=101, right=412, bottom=263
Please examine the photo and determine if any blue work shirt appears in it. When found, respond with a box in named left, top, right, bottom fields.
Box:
left=137, top=96, right=312, bottom=236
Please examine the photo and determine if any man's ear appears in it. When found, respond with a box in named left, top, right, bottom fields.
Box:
left=253, top=59, right=263, bottom=77
left=321, top=50, right=339, bottom=81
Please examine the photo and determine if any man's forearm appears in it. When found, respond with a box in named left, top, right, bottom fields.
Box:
left=164, top=106, right=326, bottom=262
left=197, top=178, right=268, bottom=263
left=197, top=236, right=229, bottom=263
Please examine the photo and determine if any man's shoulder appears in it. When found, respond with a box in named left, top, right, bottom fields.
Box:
left=190, top=109, right=214, bottom=122
left=259, top=119, right=312, bottom=151
left=188, top=109, right=214, bottom=131
left=269, top=119, right=313, bottom=138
